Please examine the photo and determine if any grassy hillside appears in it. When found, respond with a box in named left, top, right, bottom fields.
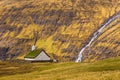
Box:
left=0, top=0, right=120, bottom=61
left=0, top=57, right=120, bottom=80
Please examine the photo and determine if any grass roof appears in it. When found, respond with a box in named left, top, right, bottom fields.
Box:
left=24, top=49, right=43, bottom=58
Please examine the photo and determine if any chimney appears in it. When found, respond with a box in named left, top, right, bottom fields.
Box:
left=31, top=45, right=36, bottom=51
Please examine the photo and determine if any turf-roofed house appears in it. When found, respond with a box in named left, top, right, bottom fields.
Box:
left=24, top=49, right=53, bottom=62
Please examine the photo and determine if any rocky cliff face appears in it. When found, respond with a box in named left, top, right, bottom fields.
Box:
left=0, top=0, right=120, bottom=61
left=0, top=47, right=9, bottom=60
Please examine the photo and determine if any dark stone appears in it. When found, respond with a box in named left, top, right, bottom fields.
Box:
left=0, top=47, right=9, bottom=61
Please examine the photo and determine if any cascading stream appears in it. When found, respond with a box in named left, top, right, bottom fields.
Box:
left=76, top=12, right=120, bottom=62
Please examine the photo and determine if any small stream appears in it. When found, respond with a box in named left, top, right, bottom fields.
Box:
left=76, top=12, right=120, bottom=62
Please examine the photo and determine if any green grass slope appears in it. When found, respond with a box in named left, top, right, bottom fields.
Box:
left=0, top=57, right=120, bottom=80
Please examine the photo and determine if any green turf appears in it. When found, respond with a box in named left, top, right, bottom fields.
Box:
left=24, top=49, right=43, bottom=58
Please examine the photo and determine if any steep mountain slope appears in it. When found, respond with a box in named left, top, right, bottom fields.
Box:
left=76, top=12, right=120, bottom=62
left=0, top=0, right=120, bottom=61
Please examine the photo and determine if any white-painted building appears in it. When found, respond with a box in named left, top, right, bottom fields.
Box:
left=24, top=49, right=53, bottom=62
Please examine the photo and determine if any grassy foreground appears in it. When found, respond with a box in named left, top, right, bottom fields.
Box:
left=0, top=57, right=120, bottom=80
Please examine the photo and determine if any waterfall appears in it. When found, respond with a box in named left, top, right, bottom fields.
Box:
left=76, top=12, right=120, bottom=62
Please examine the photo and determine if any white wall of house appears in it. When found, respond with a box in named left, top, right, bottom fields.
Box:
left=35, top=51, right=51, bottom=60
left=24, top=58, right=35, bottom=61
left=25, top=51, right=51, bottom=61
